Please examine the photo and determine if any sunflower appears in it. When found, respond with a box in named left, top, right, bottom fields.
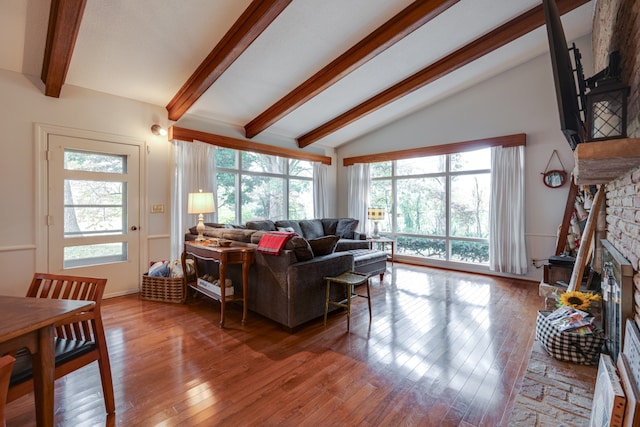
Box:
left=558, top=290, right=601, bottom=311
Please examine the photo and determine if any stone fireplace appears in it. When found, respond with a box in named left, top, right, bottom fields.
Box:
left=591, top=0, right=640, bottom=313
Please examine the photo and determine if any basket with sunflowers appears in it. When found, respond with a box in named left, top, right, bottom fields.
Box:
left=535, top=290, right=604, bottom=364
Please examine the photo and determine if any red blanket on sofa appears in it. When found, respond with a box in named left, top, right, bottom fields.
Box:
left=257, top=231, right=296, bottom=255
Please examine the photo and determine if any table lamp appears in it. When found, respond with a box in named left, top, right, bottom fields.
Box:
left=367, top=207, right=385, bottom=239
left=188, top=190, right=215, bottom=242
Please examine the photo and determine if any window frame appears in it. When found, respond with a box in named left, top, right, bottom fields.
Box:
left=215, top=148, right=314, bottom=223
left=370, top=150, right=491, bottom=265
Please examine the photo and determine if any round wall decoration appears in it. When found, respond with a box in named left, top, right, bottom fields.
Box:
left=541, top=150, right=567, bottom=188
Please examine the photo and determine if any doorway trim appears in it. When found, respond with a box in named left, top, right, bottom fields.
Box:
left=35, top=123, right=147, bottom=294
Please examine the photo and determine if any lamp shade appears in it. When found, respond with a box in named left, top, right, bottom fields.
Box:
left=188, top=191, right=215, bottom=214
left=367, top=207, right=385, bottom=220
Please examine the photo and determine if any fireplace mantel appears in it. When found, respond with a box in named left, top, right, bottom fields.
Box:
left=573, top=138, right=640, bottom=185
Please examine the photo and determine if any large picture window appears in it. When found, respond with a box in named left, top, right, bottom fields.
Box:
left=215, top=147, right=314, bottom=224
left=370, top=148, right=491, bottom=265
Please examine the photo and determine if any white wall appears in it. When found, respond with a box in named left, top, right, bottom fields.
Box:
left=0, top=69, right=171, bottom=296
left=335, top=34, right=594, bottom=282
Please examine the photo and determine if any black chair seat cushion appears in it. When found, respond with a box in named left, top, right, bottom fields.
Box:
left=9, top=337, right=96, bottom=385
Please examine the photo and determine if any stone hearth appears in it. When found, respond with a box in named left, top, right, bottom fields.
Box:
left=509, top=341, right=597, bottom=426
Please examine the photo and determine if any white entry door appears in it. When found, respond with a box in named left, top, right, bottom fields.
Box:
left=47, top=134, right=141, bottom=295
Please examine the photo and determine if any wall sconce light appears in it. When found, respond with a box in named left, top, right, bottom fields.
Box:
left=151, top=124, right=167, bottom=136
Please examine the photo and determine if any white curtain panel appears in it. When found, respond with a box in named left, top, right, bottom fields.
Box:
left=313, top=162, right=329, bottom=218
left=170, top=140, right=216, bottom=260
left=489, top=145, right=527, bottom=274
left=347, top=163, right=370, bottom=234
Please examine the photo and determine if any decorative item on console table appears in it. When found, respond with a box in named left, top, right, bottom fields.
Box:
left=367, top=207, right=385, bottom=239
left=188, top=190, right=215, bottom=242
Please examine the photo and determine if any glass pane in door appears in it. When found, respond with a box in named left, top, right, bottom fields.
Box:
left=64, top=243, right=128, bottom=268
left=61, top=148, right=130, bottom=268
left=64, top=180, right=126, bottom=237
left=64, top=150, right=126, bottom=173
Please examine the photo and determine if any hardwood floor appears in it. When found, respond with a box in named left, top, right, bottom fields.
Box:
left=5, top=263, right=542, bottom=426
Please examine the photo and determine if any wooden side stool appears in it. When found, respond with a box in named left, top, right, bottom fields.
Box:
left=323, top=271, right=372, bottom=331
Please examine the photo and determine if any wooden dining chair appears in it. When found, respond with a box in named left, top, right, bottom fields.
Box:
left=7, top=273, right=115, bottom=415
left=0, top=355, right=15, bottom=427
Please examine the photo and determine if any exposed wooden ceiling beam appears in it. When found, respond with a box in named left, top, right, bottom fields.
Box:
left=243, top=0, right=460, bottom=139
left=169, top=126, right=332, bottom=165
left=343, top=133, right=525, bottom=166
left=297, top=0, right=590, bottom=148
left=166, top=0, right=292, bottom=121
left=41, top=0, right=87, bottom=98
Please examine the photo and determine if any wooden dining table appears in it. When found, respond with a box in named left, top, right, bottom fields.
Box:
left=0, top=295, right=95, bottom=427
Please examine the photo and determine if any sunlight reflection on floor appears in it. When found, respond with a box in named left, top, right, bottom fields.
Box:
left=364, top=264, right=504, bottom=408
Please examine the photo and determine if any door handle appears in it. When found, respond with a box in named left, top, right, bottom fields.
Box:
left=130, top=226, right=138, bottom=231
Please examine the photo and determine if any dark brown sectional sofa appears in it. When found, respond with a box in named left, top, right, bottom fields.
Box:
left=185, top=218, right=386, bottom=331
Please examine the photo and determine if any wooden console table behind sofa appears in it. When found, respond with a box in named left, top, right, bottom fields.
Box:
left=182, top=242, right=255, bottom=328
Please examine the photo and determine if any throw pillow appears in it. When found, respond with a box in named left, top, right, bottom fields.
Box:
left=336, top=218, right=359, bottom=239
left=275, top=220, right=303, bottom=236
left=321, top=218, right=339, bottom=236
left=287, top=236, right=314, bottom=261
left=245, top=220, right=276, bottom=231
left=299, top=219, right=325, bottom=239
left=308, top=235, right=340, bottom=256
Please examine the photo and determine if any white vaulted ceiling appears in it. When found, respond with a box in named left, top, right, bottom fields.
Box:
left=0, top=0, right=594, bottom=148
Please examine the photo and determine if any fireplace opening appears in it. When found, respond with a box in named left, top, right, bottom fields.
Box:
left=601, top=239, right=634, bottom=362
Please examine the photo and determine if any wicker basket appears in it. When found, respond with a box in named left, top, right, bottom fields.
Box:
left=140, top=274, right=185, bottom=303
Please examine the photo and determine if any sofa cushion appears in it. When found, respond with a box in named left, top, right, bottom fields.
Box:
left=287, top=236, right=314, bottom=261
left=308, top=235, right=340, bottom=256
left=221, top=229, right=255, bottom=243
left=336, top=218, right=359, bottom=239
left=274, top=220, right=303, bottom=236
left=246, top=220, right=276, bottom=231
left=189, top=223, right=228, bottom=234
left=299, top=219, right=325, bottom=239
left=321, top=218, right=339, bottom=236
left=202, top=227, right=228, bottom=239
left=250, top=230, right=269, bottom=244
left=335, top=238, right=369, bottom=252
left=226, top=223, right=246, bottom=229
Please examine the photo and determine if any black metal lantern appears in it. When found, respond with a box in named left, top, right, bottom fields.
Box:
left=585, top=79, right=630, bottom=141
left=584, top=51, right=629, bottom=141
